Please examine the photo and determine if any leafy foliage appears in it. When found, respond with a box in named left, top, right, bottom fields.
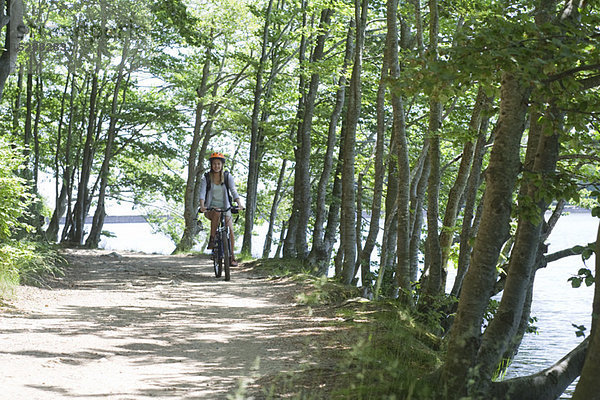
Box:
left=0, top=138, right=31, bottom=241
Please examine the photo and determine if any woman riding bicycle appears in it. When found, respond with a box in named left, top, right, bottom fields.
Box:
left=199, top=152, right=244, bottom=266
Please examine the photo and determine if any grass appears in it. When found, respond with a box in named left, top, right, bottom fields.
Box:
left=245, top=257, right=444, bottom=399
left=0, top=241, right=65, bottom=299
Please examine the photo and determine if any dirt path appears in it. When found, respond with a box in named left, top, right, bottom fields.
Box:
left=0, top=249, right=332, bottom=399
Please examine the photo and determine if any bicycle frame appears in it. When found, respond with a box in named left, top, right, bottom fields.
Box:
left=206, top=207, right=237, bottom=281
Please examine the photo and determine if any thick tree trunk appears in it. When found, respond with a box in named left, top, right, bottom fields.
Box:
left=320, top=161, right=343, bottom=276
left=441, top=72, right=530, bottom=396
left=476, top=101, right=561, bottom=389
left=420, top=0, right=443, bottom=304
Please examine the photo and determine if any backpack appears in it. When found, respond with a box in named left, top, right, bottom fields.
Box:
left=205, top=170, right=233, bottom=206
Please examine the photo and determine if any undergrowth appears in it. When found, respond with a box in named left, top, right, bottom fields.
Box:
left=0, top=241, right=65, bottom=299
left=245, top=258, right=444, bottom=399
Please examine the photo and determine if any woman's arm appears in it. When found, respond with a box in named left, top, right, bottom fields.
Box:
left=199, top=174, right=209, bottom=212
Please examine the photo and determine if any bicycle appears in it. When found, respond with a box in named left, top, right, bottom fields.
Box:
left=205, top=206, right=238, bottom=281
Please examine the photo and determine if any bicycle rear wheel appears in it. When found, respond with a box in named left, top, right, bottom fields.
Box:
left=222, top=230, right=231, bottom=281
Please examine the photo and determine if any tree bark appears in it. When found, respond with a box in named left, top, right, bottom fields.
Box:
left=491, top=337, right=589, bottom=400
left=0, top=0, right=27, bottom=100
left=175, top=43, right=212, bottom=253
left=440, top=87, right=487, bottom=272
left=242, top=0, right=274, bottom=256
left=86, top=32, right=130, bottom=248
left=420, top=0, right=443, bottom=304
left=291, top=7, right=333, bottom=258
left=375, top=132, right=399, bottom=298
left=441, top=72, right=531, bottom=396
left=308, top=18, right=354, bottom=272
left=387, top=0, right=411, bottom=302
left=451, top=110, right=491, bottom=297
left=340, top=0, right=367, bottom=284
left=66, top=2, right=106, bottom=245
left=262, top=159, right=288, bottom=258
left=357, top=9, right=388, bottom=291
left=572, top=221, right=600, bottom=400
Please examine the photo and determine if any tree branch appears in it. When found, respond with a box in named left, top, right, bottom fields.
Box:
left=544, top=244, right=587, bottom=264
left=558, top=154, right=600, bottom=163
left=580, top=74, right=600, bottom=90
left=545, top=64, right=600, bottom=84
left=490, top=337, right=589, bottom=400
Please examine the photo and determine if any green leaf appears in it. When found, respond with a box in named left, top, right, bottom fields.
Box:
left=585, top=275, right=595, bottom=287
left=568, top=277, right=582, bottom=288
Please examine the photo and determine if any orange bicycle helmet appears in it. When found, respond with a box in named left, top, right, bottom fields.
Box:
left=209, top=152, right=226, bottom=162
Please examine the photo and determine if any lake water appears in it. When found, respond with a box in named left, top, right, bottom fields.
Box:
left=501, top=210, right=595, bottom=397
left=88, top=210, right=596, bottom=397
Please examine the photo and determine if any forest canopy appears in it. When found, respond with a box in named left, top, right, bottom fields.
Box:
left=1, top=0, right=600, bottom=398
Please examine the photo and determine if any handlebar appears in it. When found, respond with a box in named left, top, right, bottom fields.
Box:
left=202, top=206, right=241, bottom=214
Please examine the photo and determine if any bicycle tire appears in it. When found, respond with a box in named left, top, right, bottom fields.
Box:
left=213, top=248, right=222, bottom=278
left=222, top=229, right=231, bottom=281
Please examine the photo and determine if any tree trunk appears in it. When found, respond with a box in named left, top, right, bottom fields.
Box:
left=283, top=0, right=310, bottom=259
left=410, top=157, right=429, bottom=283
left=308, top=18, right=354, bottom=272
left=375, top=141, right=399, bottom=298
left=66, top=4, right=106, bottom=245
left=46, top=69, right=72, bottom=241
left=357, top=11, right=388, bottom=291
left=420, top=0, right=443, bottom=303
left=387, top=0, right=411, bottom=301
left=86, top=33, right=130, bottom=248
left=291, top=7, right=333, bottom=258
left=441, top=71, right=531, bottom=396
left=572, top=222, right=600, bottom=400
left=0, top=0, right=27, bottom=100
left=175, top=43, right=212, bottom=253
left=262, top=159, right=288, bottom=258
left=242, top=0, right=274, bottom=256
left=340, top=0, right=368, bottom=284
left=451, top=107, right=492, bottom=297
left=475, top=98, right=561, bottom=388
left=439, top=87, right=488, bottom=272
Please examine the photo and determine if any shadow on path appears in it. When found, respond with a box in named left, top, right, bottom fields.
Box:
left=0, top=249, right=334, bottom=399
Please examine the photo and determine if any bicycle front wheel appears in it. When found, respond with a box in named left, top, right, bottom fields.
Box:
left=213, top=248, right=222, bottom=278
left=222, top=229, right=231, bottom=281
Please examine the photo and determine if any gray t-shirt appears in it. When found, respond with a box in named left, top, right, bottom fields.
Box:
left=210, top=183, right=226, bottom=209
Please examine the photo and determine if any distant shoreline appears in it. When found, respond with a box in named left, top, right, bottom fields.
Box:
left=559, top=205, right=592, bottom=214
left=56, top=215, right=159, bottom=224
